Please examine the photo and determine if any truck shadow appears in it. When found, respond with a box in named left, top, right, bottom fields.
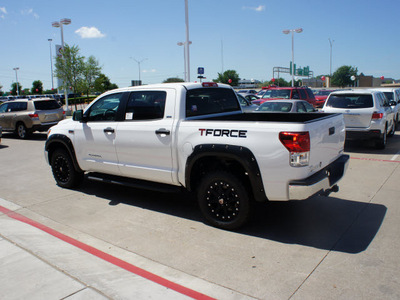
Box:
left=245, top=196, right=387, bottom=254
left=79, top=180, right=386, bottom=254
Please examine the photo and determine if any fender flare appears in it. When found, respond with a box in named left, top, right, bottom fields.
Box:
left=185, top=144, right=267, bottom=202
left=45, top=134, right=82, bottom=172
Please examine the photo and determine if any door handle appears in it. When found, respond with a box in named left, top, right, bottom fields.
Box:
left=104, top=127, right=115, bottom=134
left=155, top=128, right=170, bottom=135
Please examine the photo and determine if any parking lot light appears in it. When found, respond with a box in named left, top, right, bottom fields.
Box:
left=283, top=28, right=303, bottom=87
left=13, top=67, right=19, bottom=96
left=52, top=18, right=71, bottom=113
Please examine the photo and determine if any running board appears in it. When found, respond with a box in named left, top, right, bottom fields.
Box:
left=86, top=172, right=182, bottom=193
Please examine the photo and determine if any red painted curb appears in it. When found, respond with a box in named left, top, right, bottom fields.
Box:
left=0, top=205, right=215, bottom=300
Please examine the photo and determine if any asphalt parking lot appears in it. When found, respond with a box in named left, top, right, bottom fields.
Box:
left=1, top=130, right=400, bottom=299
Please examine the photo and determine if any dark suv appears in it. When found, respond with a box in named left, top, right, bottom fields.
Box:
left=0, top=98, right=65, bottom=138
left=252, top=86, right=317, bottom=106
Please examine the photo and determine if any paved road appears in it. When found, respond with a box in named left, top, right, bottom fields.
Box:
left=0, top=131, right=400, bottom=299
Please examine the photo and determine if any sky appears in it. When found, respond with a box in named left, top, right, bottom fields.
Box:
left=1, top=0, right=400, bottom=92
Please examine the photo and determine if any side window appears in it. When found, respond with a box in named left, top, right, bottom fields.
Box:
left=15, top=102, right=28, bottom=111
left=87, top=93, right=123, bottom=122
left=296, top=102, right=306, bottom=112
left=303, top=102, right=316, bottom=112
left=292, top=90, right=300, bottom=99
left=125, top=91, right=166, bottom=121
left=0, top=103, right=8, bottom=113
left=299, top=89, right=307, bottom=99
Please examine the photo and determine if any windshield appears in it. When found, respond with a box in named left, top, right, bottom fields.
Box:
left=326, top=94, right=373, bottom=108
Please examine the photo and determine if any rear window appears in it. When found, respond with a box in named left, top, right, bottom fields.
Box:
left=34, top=100, right=61, bottom=110
left=257, top=101, right=292, bottom=112
left=326, top=94, right=373, bottom=108
left=186, top=88, right=240, bottom=117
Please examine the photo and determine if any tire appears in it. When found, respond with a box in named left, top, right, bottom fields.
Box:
left=16, top=122, right=29, bottom=139
left=375, top=128, right=387, bottom=149
left=51, top=148, right=84, bottom=188
left=388, top=122, right=395, bottom=137
left=197, top=170, right=252, bottom=230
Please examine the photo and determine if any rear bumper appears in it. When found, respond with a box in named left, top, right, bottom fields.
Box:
left=345, top=129, right=382, bottom=140
left=288, top=154, right=350, bottom=200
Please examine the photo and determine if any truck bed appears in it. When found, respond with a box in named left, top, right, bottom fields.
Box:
left=194, top=112, right=340, bottom=123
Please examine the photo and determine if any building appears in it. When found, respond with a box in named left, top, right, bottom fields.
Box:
left=238, top=79, right=261, bottom=89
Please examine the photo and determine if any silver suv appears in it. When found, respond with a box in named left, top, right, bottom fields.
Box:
left=0, top=98, right=65, bottom=139
left=322, top=89, right=395, bottom=149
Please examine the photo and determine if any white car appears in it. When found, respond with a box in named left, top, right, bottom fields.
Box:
left=370, top=87, right=400, bottom=125
left=322, top=89, right=395, bottom=149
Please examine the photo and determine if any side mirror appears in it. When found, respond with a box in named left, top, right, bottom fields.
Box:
left=389, top=100, right=396, bottom=106
left=73, top=110, right=85, bottom=122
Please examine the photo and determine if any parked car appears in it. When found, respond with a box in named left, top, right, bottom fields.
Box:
left=236, top=93, right=258, bottom=112
left=238, top=93, right=260, bottom=102
left=370, top=87, right=400, bottom=126
left=255, top=99, right=317, bottom=113
left=322, top=90, right=395, bottom=149
left=237, top=89, right=257, bottom=94
left=313, top=89, right=336, bottom=108
left=0, top=125, right=2, bottom=144
left=252, top=86, right=317, bottom=106
left=0, top=98, right=65, bottom=139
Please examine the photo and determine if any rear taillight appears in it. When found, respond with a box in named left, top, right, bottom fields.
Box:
left=279, top=132, right=310, bottom=167
left=372, top=112, right=383, bottom=120
left=202, top=82, right=218, bottom=87
left=29, top=113, right=39, bottom=119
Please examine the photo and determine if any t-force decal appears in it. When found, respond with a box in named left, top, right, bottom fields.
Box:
left=199, top=128, right=247, bottom=138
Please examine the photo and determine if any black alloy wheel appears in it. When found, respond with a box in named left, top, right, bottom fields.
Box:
left=51, top=149, right=83, bottom=188
left=197, top=171, right=252, bottom=230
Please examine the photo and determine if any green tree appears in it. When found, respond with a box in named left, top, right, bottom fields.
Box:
left=31, top=80, right=43, bottom=94
left=331, top=65, right=358, bottom=87
left=163, top=77, right=185, bottom=83
left=261, top=78, right=290, bottom=87
left=93, top=73, right=118, bottom=93
left=214, top=70, right=240, bottom=86
left=54, top=44, right=85, bottom=95
left=81, top=56, right=102, bottom=98
left=11, top=82, right=22, bottom=95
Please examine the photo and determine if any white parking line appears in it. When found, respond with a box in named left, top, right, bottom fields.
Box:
left=391, top=150, right=400, bottom=161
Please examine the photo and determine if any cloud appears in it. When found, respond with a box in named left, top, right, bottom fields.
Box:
left=0, top=7, right=7, bottom=14
left=243, top=5, right=266, bottom=12
left=142, top=69, right=156, bottom=73
left=21, top=8, right=39, bottom=19
left=75, top=26, right=106, bottom=39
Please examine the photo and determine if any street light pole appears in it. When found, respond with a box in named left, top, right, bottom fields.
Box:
left=184, top=0, right=191, bottom=82
left=48, top=38, right=54, bottom=90
left=52, top=18, right=71, bottom=113
left=329, top=38, right=334, bottom=77
left=283, top=28, right=303, bottom=87
left=130, top=58, right=147, bottom=84
left=177, top=41, right=192, bottom=81
left=13, top=67, right=19, bottom=96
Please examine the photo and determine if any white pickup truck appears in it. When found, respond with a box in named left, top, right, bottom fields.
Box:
left=45, top=82, right=349, bottom=229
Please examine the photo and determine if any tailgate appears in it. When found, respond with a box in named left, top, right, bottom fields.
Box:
left=37, top=109, right=64, bottom=123
left=342, top=108, right=373, bottom=128
left=308, top=114, right=346, bottom=173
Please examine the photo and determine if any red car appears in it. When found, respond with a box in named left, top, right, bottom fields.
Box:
left=313, top=89, right=335, bottom=108
left=252, top=86, right=317, bottom=106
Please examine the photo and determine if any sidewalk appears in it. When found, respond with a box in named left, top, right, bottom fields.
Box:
left=0, top=198, right=250, bottom=300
